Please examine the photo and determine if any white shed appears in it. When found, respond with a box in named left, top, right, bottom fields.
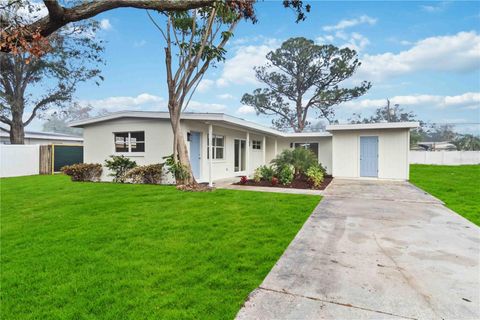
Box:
left=326, top=122, right=419, bottom=180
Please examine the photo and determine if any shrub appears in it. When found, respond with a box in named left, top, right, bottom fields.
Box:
left=259, top=165, right=275, bottom=181
left=239, top=176, right=248, bottom=184
left=306, top=165, right=325, bottom=188
left=278, top=165, right=294, bottom=185
left=104, top=155, right=137, bottom=183
left=163, top=154, right=190, bottom=182
left=271, top=176, right=279, bottom=186
left=61, top=163, right=102, bottom=182
left=126, top=164, right=164, bottom=184
left=271, top=148, right=317, bottom=175
left=253, top=167, right=262, bottom=183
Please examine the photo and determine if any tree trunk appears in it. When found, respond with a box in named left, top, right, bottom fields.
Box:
left=168, top=101, right=197, bottom=186
left=9, top=115, right=25, bottom=144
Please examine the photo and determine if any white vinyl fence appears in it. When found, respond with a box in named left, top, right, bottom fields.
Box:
left=0, top=145, right=40, bottom=178
left=410, top=151, right=480, bottom=165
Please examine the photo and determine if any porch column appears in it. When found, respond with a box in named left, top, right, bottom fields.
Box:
left=262, top=136, right=266, bottom=164
left=246, top=131, right=250, bottom=175
left=208, top=124, right=213, bottom=187
left=274, top=138, right=278, bottom=157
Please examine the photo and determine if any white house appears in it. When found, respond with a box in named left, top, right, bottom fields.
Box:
left=70, top=111, right=418, bottom=185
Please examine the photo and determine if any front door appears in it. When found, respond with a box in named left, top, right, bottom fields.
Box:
left=189, top=132, right=201, bottom=179
left=360, top=136, right=378, bottom=177
left=234, top=139, right=246, bottom=173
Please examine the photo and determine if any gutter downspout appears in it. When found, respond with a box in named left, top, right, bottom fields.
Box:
left=208, top=124, right=213, bottom=187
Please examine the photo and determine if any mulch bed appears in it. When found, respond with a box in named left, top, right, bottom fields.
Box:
left=234, top=175, right=333, bottom=190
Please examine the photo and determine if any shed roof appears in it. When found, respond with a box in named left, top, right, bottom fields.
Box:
left=326, top=122, right=419, bottom=131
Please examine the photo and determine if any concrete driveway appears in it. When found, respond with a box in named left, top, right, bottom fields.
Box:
left=236, top=179, right=480, bottom=320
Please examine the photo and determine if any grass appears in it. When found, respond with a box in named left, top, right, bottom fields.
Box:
left=410, top=164, right=480, bottom=226
left=0, top=175, right=320, bottom=320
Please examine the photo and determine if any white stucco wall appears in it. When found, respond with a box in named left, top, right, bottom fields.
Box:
left=331, top=129, right=410, bottom=180
left=83, top=118, right=174, bottom=180
left=182, top=121, right=267, bottom=181
left=81, top=117, right=335, bottom=182
left=276, top=137, right=333, bottom=174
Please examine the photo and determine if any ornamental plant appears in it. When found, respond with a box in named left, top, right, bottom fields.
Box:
left=271, top=176, right=279, bottom=186
left=104, top=155, right=137, bottom=183
left=253, top=167, right=262, bottom=183
left=163, top=154, right=190, bottom=183
left=271, top=148, right=317, bottom=176
left=126, top=164, right=164, bottom=184
left=239, top=176, right=248, bottom=184
left=259, top=165, right=275, bottom=181
left=306, top=165, right=325, bottom=188
left=61, top=163, right=102, bottom=182
left=278, top=165, right=294, bottom=185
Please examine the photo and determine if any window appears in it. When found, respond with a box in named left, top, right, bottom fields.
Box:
left=252, top=140, right=262, bottom=150
left=207, top=134, right=225, bottom=160
left=294, top=142, right=319, bottom=160
left=114, top=131, right=145, bottom=153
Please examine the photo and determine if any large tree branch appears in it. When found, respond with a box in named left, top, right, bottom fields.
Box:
left=43, top=0, right=64, bottom=21
left=0, top=115, right=13, bottom=125
left=23, top=92, right=68, bottom=126
left=2, top=0, right=215, bottom=52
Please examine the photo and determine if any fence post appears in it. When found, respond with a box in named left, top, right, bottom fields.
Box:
left=39, top=145, right=53, bottom=175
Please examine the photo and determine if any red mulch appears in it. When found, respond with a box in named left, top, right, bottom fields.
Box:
left=234, top=175, right=333, bottom=190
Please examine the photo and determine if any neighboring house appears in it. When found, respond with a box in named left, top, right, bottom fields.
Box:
left=417, top=141, right=457, bottom=151
left=0, top=125, right=83, bottom=145
left=70, top=111, right=418, bottom=184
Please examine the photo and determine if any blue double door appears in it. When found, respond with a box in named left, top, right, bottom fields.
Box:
left=360, top=136, right=378, bottom=177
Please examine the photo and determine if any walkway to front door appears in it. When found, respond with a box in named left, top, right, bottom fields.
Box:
left=236, top=179, right=480, bottom=320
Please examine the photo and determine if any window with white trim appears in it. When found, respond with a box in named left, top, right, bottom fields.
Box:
left=252, top=140, right=262, bottom=150
left=207, top=134, right=225, bottom=160
left=114, top=131, right=145, bottom=153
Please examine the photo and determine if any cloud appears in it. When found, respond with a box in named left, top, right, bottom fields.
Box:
left=79, top=93, right=228, bottom=113
left=316, top=31, right=370, bottom=52
left=341, top=92, right=480, bottom=110
left=236, top=105, right=256, bottom=115
left=186, top=101, right=226, bottom=112
left=216, top=40, right=280, bottom=87
left=81, top=93, right=165, bottom=111
left=217, top=93, right=234, bottom=100
left=196, top=79, right=214, bottom=93
left=323, top=15, right=377, bottom=32
left=343, top=32, right=370, bottom=51
left=421, top=1, right=449, bottom=13
left=357, top=31, right=480, bottom=81
left=100, top=19, right=112, bottom=30
left=133, top=40, right=147, bottom=47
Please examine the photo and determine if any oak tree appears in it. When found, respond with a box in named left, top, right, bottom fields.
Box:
left=0, top=6, right=104, bottom=144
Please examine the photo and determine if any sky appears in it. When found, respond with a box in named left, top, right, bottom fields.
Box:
left=27, top=0, right=480, bottom=134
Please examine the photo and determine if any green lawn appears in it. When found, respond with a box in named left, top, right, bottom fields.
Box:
left=0, top=175, right=320, bottom=320
left=410, top=164, right=480, bottom=226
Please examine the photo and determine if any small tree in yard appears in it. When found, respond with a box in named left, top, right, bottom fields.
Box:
left=0, top=3, right=104, bottom=144
left=148, top=3, right=311, bottom=188
left=104, top=155, right=137, bottom=183
left=241, top=37, right=371, bottom=132
left=148, top=3, right=250, bottom=187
